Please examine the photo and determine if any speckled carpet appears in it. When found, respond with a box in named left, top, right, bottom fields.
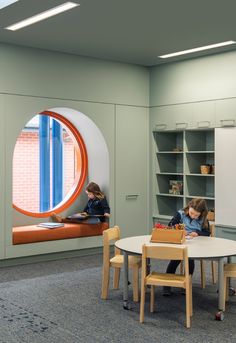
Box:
left=0, top=254, right=235, bottom=343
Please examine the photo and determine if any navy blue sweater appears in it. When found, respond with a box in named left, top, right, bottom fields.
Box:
left=83, top=197, right=110, bottom=219
left=168, top=211, right=210, bottom=236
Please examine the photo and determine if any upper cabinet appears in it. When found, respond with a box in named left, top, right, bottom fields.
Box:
left=150, top=103, right=193, bottom=131
left=192, top=101, right=215, bottom=129
left=151, top=98, right=236, bottom=130
left=215, top=98, right=236, bottom=127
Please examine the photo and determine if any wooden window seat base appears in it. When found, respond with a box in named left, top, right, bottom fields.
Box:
left=12, top=222, right=109, bottom=245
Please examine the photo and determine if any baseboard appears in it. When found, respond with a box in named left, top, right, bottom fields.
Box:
left=0, top=246, right=103, bottom=268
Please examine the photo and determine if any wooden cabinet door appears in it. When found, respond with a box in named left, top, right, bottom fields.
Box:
left=115, top=105, right=148, bottom=237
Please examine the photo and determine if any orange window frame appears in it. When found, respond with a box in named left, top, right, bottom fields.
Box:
left=13, top=110, right=88, bottom=218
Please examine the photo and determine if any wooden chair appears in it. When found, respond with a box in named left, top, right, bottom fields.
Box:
left=140, top=245, right=192, bottom=328
left=180, top=223, right=216, bottom=288
left=101, top=226, right=141, bottom=302
left=200, top=223, right=216, bottom=288
left=223, top=263, right=236, bottom=311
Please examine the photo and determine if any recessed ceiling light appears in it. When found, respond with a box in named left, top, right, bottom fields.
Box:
left=159, top=41, right=236, bottom=58
left=0, top=0, right=19, bottom=10
left=5, top=2, right=79, bottom=31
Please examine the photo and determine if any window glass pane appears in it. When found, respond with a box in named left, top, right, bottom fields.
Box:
left=13, top=114, right=82, bottom=213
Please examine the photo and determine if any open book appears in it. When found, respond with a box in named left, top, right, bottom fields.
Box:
left=37, top=222, right=64, bottom=229
left=67, top=213, right=104, bottom=219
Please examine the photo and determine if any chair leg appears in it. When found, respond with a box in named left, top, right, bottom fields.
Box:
left=211, top=261, right=216, bottom=284
left=140, top=280, right=146, bottom=323
left=150, top=285, right=155, bottom=313
left=101, top=262, right=110, bottom=300
left=113, top=267, right=120, bottom=289
left=225, top=276, right=229, bottom=302
left=132, top=266, right=139, bottom=302
left=190, top=277, right=193, bottom=317
left=180, top=261, right=184, bottom=274
left=185, top=283, right=191, bottom=328
left=200, top=260, right=206, bottom=289
left=223, top=275, right=227, bottom=311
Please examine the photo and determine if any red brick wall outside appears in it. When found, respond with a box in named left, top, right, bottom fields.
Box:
left=13, top=130, right=80, bottom=213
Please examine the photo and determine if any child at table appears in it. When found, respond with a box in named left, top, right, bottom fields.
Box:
left=52, top=182, right=110, bottom=224
left=163, top=198, right=210, bottom=296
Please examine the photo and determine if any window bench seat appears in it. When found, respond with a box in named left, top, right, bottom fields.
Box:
left=12, top=222, right=109, bottom=245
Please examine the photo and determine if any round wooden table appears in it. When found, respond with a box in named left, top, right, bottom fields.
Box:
left=115, top=235, right=236, bottom=317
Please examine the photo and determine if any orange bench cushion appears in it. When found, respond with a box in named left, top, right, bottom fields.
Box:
left=13, top=222, right=109, bottom=245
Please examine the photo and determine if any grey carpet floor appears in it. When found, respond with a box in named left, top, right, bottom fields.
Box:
left=0, top=254, right=235, bottom=343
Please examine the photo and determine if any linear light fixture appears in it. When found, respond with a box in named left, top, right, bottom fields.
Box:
left=5, top=2, right=79, bottom=31
left=0, top=0, right=18, bottom=10
left=159, top=40, right=236, bottom=58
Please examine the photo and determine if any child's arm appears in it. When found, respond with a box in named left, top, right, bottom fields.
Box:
left=190, top=221, right=210, bottom=237
left=168, top=212, right=181, bottom=227
left=101, top=197, right=110, bottom=215
left=83, top=203, right=89, bottom=213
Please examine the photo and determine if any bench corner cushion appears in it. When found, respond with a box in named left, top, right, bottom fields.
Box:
left=12, top=222, right=109, bottom=245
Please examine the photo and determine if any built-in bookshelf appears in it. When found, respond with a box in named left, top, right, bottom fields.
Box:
left=152, top=129, right=215, bottom=223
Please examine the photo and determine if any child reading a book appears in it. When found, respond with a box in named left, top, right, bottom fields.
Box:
left=163, top=198, right=210, bottom=296
left=52, top=182, right=110, bottom=224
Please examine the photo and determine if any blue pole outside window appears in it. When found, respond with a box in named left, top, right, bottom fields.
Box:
left=52, top=119, right=63, bottom=207
left=39, top=115, right=50, bottom=212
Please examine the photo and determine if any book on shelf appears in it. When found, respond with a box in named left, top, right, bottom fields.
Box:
left=169, top=180, right=183, bottom=195
left=37, top=222, right=64, bottom=229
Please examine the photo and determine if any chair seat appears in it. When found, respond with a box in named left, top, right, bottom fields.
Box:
left=146, top=271, right=186, bottom=287
left=110, top=254, right=141, bottom=267
left=224, top=263, right=236, bottom=276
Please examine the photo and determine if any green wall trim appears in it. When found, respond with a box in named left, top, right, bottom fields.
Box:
left=0, top=246, right=103, bottom=268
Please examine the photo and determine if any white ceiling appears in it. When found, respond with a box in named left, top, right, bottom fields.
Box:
left=1, top=0, right=236, bottom=66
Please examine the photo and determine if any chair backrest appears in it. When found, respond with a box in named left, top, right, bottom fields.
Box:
left=210, top=223, right=215, bottom=237
left=103, top=226, right=121, bottom=263
left=141, top=244, right=189, bottom=278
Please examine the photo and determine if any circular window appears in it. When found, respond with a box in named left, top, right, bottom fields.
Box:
left=13, top=111, right=87, bottom=217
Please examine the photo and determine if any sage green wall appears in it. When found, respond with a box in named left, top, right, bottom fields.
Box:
left=0, top=44, right=149, bottom=106
left=150, top=50, right=236, bottom=106
left=0, top=43, right=149, bottom=259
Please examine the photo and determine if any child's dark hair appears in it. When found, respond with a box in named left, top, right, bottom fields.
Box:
left=183, top=198, right=208, bottom=228
left=86, top=182, right=105, bottom=200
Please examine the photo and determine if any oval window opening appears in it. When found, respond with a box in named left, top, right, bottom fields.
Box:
left=13, top=111, right=87, bottom=217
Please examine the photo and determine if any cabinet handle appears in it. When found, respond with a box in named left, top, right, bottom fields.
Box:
left=175, top=122, right=188, bottom=129
left=197, top=121, right=210, bottom=128
left=126, top=194, right=139, bottom=200
left=220, top=119, right=235, bottom=127
left=154, top=124, right=167, bottom=131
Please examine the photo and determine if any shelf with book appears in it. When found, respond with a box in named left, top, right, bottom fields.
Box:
left=156, top=173, right=183, bottom=196
left=152, top=128, right=215, bottom=223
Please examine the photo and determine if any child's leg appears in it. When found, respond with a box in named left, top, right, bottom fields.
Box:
left=166, top=260, right=181, bottom=274
left=51, top=213, right=71, bottom=223
left=163, top=260, right=181, bottom=296
left=189, top=260, right=195, bottom=275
